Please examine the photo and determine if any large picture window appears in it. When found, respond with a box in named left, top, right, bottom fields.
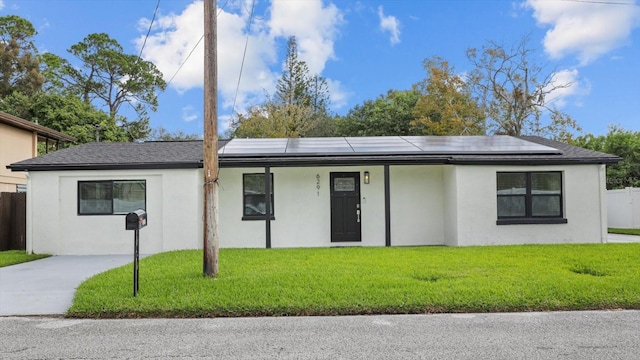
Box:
left=78, top=180, right=146, bottom=215
left=243, top=173, right=274, bottom=220
left=496, top=172, right=565, bottom=225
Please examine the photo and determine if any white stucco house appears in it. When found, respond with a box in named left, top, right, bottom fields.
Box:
left=8, top=135, right=619, bottom=255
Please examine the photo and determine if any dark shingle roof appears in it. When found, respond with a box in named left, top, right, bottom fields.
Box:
left=7, top=136, right=619, bottom=171
left=8, top=141, right=227, bottom=171
left=445, top=136, right=621, bottom=165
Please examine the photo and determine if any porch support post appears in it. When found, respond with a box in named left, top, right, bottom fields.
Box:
left=384, top=165, right=391, bottom=247
left=265, top=165, right=271, bottom=249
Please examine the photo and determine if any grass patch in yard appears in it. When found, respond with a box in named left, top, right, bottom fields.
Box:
left=609, top=228, right=640, bottom=236
left=0, top=250, right=50, bottom=267
left=67, top=244, right=640, bottom=318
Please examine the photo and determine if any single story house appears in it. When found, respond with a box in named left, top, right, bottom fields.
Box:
left=8, top=135, right=619, bottom=255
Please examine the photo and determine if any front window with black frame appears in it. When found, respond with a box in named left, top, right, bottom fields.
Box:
left=242, top=173, right=274, bottom=220
left=496, top=172, right=566, bottom=225
left=78, top=180, right=146, bottom=215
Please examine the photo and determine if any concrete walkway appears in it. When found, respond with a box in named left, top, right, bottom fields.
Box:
left=607, top=233, right=640, bottom=243
left=0, top=255, right=136, bottom=316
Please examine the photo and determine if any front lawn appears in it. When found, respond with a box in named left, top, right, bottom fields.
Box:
left=0, top=250, right=50, bottom=267
left=68, top=244, right=640, bottom=318
left=609, top=228, right=640, bottom=236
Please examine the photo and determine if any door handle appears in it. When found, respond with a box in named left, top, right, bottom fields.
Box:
left=356, top=209, right=361, bottom=223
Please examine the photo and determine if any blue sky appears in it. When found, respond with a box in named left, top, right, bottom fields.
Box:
left=1, top=0, right=639, bottom=137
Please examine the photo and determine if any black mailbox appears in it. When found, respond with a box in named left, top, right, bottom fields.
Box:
left=126, top=209, right=147, bottom=230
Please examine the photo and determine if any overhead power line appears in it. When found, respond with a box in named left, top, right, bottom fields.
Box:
left=232, top=0, right=257, bottom=114
left=138, top=0, right=161, bottom=60
left=166, top=0, right=229, bottom=88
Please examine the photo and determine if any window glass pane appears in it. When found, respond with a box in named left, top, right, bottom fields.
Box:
left=532, top=196, right=561, bottom=217
left=245, top=194, right=268, bottom=215
left=497, top=196, right=526, bottom=217
left=334, top=178, right=355, bottom=192
left=113, top=181, right=146, bottom=214
left=243, top=174, right=273, bottom=216
left=497, top=173, right=526, bottom=194
left=243, top=174, right=273, bottom=195
left=531, top=172, right=561, bottom=194
left=79, top=182, right=112, bottom=214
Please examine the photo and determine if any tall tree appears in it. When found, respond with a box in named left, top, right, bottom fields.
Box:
left=0, top=91, right=127, bottom=145
left=466, top=36, right=580, bottom=140
left=336, top=89, right=420, bottom=136
left=275, top=36, right=330, bottom=109
left=42, top=33, right=167, bottom=141
left=304, top=74, right=335, bottom=137
left=572, top=126, right=640, bottom=189
left=411, top=56, right=485, bottom=136
left=0, top=15, right=43, bottom=98
left=146, top=126, right=201, bottom=141
left=232, top=36, right=334, bottom=138
left=232, top=101, right=317, bottom=138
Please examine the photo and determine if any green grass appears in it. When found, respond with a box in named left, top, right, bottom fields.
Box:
left=609, top=228, right=640, bottom=236
left=68, top=244, right=640, bottom=318
left=0, top=250, right=50, bottom=267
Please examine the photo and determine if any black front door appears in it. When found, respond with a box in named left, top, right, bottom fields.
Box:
left=330, top=172, right=361, bottom=242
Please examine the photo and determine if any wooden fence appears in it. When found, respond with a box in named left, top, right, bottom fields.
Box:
left=0, top=192, right=27, bottom=251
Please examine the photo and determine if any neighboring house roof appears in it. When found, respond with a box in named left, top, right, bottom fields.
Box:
left=7, top=136, right=619, bottom=172
left=0, top=111, right=76, bottom=142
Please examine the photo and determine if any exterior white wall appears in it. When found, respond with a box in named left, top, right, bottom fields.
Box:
left=27, top=169, right=202, bottom=255
left=218, top=166, right=386, bottom=248
left=217, top=168, right=267, bottom=248
left=452, top=164, right=606, bottom=246
left=389, top=166, right=445, bottom=246
left=607, top=187, right=640, bottom=229
left=442, top=166, right=458, bottom=246
left=25, top=162, right=609, bottom=255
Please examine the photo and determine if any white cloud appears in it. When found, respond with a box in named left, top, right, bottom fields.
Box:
left=543, top=68, right=590, bottom=108
left=377, top=6, right=400, bottom=45
left=0, top=1, right=4, bottom=11
left=182, top=105, right=198, bottom=122
left=525, top=0, right=640, bottom=64
left=326, top=78, right=350, bottom=110
left=137, top=0, right=345, bottom=125
left=138, top=1, right=276, bottom=100
left=268, top=0, right=344, bottom=74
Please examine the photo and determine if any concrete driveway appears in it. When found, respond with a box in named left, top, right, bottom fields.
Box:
left=0, top=255, right=136, bottom=316
left=607, top=233, right=640, bottom=243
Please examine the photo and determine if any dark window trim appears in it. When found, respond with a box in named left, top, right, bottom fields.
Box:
left=242, top=215, right=276, bottom=221
left=242, top=173, right=275, bottom=221
left=496, top=171, right=565, bottom=225
left=497, top=218, right=568, bottom=225
left=77, top=180, right=146, bottom=216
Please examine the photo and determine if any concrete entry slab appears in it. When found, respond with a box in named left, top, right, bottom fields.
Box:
left=0, top=255, right=136, bottom=316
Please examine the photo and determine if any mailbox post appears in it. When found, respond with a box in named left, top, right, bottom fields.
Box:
left=126, top=209, right=147, bottom=297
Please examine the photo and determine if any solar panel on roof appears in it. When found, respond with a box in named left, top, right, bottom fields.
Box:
left=219, top=136, right=561, bottom=156
left=221, top=138, right=288, bottom=155
left=403, top=136, right=560, bottom=154
left=286, top=138, right=353, bottom=154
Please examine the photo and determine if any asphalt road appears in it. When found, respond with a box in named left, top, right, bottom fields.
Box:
left=1, top=310, right=639, bottom=359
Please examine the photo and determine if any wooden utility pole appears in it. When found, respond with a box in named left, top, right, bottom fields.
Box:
left=203, top=0, right=219, bottom=276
